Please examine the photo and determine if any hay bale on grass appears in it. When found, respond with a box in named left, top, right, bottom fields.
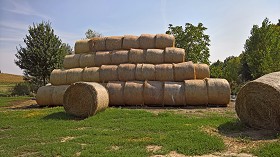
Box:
left=106, top=36, right=123, bottom=50
left=75, top=39, right=91, bottom=54
left=118, top=64, right=136, bottom=81
left=184, top=80, right=208, bottom=105
left=36, top=85, right=55, bottom=106
left=63, top=54, right=81, bottom=69
left=82, top=67, right=100, bottom=82
left=94, top=51, right=112, bottom=66
left=155, top=64, right=174, bottom=81
left=91, top=37, right=106, bottom=52
left=164, top=82, right=185, bottom=106
left=146, top=49, right=164, bottom=64
left=195, top=64, right=210, bottom=79
left=52, top=85, right=69, bottom=105
left=135, top=64, right=156, bottom=81
left=144, top=81, right=164, bottom=105
left=99, top=65, right=118, bottom=82
left=128, top=49, right=146, bottom=63
left=124, top=81, right=144, bottom=105
left=79, top=53, right=95, bottom=68
left=173, top=62, right=195, bottom=81
left=206, top=78, right=230, bottom=106
left=50, top=69, right=67, bottom=85
left=106, top=81, right=125, bottom=106
left=139, top=34, right=156, bottom=49
left=111, top=50, right=129, bottom=65
left=164, top=47, right=185, bottom=63
left=235, top=72, right=280, bottom=130
left=155, top=34, right=175, bottom=49
left=63, top=82, right=109, bottom=118
left=66, top=68, right=83, bottom=84
left=122, top=35, right=140, bottom=49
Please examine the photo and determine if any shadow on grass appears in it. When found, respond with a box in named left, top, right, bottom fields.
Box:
left=42, top=112, right=84, bottom=121
left=218, top=120, right=279, bottom=140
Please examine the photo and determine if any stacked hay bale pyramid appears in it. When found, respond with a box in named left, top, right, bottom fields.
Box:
left=36, top=34, right=230, bottom=109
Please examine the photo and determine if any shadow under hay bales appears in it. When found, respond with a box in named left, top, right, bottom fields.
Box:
left=42, top=112, right=84, bottom=121
left=218, top=120, right=279, bottom=140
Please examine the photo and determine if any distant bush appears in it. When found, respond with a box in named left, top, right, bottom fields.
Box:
left=11, top=82, right=31, bottom=96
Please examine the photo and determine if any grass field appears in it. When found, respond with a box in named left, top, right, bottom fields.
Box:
left=0, top=73, right=24, bottom=96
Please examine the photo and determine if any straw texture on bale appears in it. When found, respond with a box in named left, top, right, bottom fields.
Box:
left=122, top=35, right=140, bottom=49
left=139, top=34, right=156, bottom=49
left=63, top=82, right=109, bottom=118
left=124, top=81, right=144, bottom=105
left=155, top=34, right=175, bottom=49
left=173, top=62, right=195, bottom=81
left=135, top=64, right=156, bottom=81
left=52, top=85, right=69, bottom=105
left=144, top=81, right=164, bottom=105
left=118, top=64, right=136, bottom=81
left=206, top=78, right=230, bottom=105
left=36, top=85, right=55, bottom=106
left=106, top=81, right=125, bottom=106
left=155, top=64, right=174, bottom=81
left=82, top=67, right=100, bottom=82
left=235, top=72, right=280, bottom=130
left=66, top=68, right=83, bottom=84
left=111, top=50, right=129, bottom=65
left=146, top=49, right=164, bottom=64
left=184, top=80, right=208, bottom=105
left=75, top=39, right=91, bottom=54
left=128, top=49, right=146, bottom=63
left=50, top=69, right=67, bottom=85
left=106, top=36, right=123, bottom=50
left=164, top=47, right=185, bottom=63
left=164, top=82, right=185, bottom=106
left=195, top=64, right=210, bottom=79
left=94, top=51, right=112, bottom=66
left=99, top=65, right=118, bottom=82
left=79, top=53, right=95, bottom=68
left=91, top=37, right=106, bottom=52
left=63, top=54, right=81, bottom=69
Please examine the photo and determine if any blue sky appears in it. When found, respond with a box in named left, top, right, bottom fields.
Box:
left=0, top=0, right=279, bottom=75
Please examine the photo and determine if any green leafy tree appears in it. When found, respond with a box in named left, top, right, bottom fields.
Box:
left=223, top=56, right=241, bottom=83
left=15, top=21, right=68, bottom=88
left=85, top=29, right=102, bottom=39
left=166, top=23, right=210, bottom=64
left=61, top=43, right=73, bottom=54
left=210, top=60, right=224, bottom=78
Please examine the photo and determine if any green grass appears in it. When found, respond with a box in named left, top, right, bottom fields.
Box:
left=0, top=83, right=16, bottom=96
left=253, top=142, right=280, bottom=157
left=0, top=96, right=30, bottom=107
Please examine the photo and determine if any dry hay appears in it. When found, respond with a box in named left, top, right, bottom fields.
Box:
left=63, top=82, right=109, bottom=118
left=79, top=53, right=95, bottom=68
left=36, top=85, right=55, bottom=106
left=99, top=65, right=118, bottom=82
left=135, top=64, right=156, bottom=81
left=82, top=67, right=100, bottom=82
left=128, top=49, right=146, bottom=63
left=235, top=71, right=280, bottom=130
left=105, top=36, right=123, bottom=51
left=163, top=82, right=185, bottom=106
left=173, top=61, right=195, bottom=81
left=118, top=64, right=136, bottom=81
left=184, top=80, right=208, bottom=105
left=155, top=34, right=175, bottom=49
left=139, top=34, right=156, bottom=49
left=146, top=49, right=164, bottom=64
left=50, top=69, right=67, bottom=85
left=111, top=50, right=129, bottom=65
left=155, top=64, right=174, bottom=81
left=194, top=63, right=210, bottom=79
left=164, top=47, right=185, bottom=63
left=124, top=81, right=144, bottom=105
left=122, top=35, right=140, bottom=49
left=91, top=37, right=106, bottom=52
left=106, top=81, right=125, bottom=106
left=94, top=51, right=112, bottom=66
left=74, top=39, right=91, bottom=54
left=63, top=54, right=81, bottom=69
left=206, top=78, right=231, bottom=106
left=52, top=85, right=69, bottom=106
left=144, top=81, right=164, bottom=105
left=66, top=68, right=83, bottom=84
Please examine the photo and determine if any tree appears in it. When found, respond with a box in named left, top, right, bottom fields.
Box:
left=85, top=29, right=102, bottom=39
left=15, top=21, right=68, bottom=88
left=61, top=43, right=73, bottom=54
left=210, top=60, right=224, bottom=78
left=166, top=23, right=210, bottom=64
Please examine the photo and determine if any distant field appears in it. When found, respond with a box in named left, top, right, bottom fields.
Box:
left=0, top=73, right=24, bottom=83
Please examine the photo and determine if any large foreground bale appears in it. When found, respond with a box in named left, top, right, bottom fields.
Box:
left=128, top=49, right=146, bottom=63
left=63, top=54, right=81, bottom=69
left=135, top=64, right=156, bottom=81
left=79, top=53, right=95, bottom=68
left=106, top=81, right=125, bottom=106
left=139, top=34, right=156, bottom=49
left=91, top=37, right=106, bottom=52
left=184, top=80, right=208, bottom=105
left=99, top=65, right=118, bottom=82
left=94, top=51, right=112, bottom=66
left=63, top=82, right=109, bottom=118
left=122, top=35, right=140, bottom=49
left=173, top=62, right=195, bottom=81
left=164, top=47, right=185, bottom=63
left=144, top=81, right=164, bottom=105
left=111, top=50, right=129, bottom=65
left=36, top=85, right=55, bottom=106
left=206, top=78, right=230, bottom=106
left=164, top=82, right=185, bottom=106
left=82, top=67, right=100, bottom=82
left=75, top=39, right=91, bottom=54
left=118, top=64, right=136, bottom=81
left=50, top=69, right=67, bottom=85
left=124, top=81, right=144, bottom=105
left=146, top=49, right=164, bottom=64
left=155, top=64, right=174, bottom=81
left=106, top=36, right=123, bottom=50
left=195, top=64, right=210, bottom=79
left=66, top=68, right=83, bottom=84
left=155, top=34, right=175, bottom=49
left=52, top=85, right=69, bottom=105
left=235, top=72, right=280, bottom=130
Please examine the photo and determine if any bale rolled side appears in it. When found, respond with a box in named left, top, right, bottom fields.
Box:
left=144, top=81, right=164, bottom=105
left=164, top=47, right=185, bottom=63
left=128, top=49, right=146, bottom=63
left=135, top=64, right=156, bottom=81
left=139, top=34, right=156, bottom=49
left=206, top=78, right=230, bottom=106
left=106, top=36, right=123, bottom=51
left=52, top=85, right=69, bottom=105
left=99, top=65, right=118, bottom=82
left=50, top=69, right=67, bottom=85
left=122, top=35, right=140, bottom=49
left=124, top=81, right=144, bottom=105
left=164, top=82, right=185, bottom=106
left=63, top=54, right=81, bottom=69
left=195, top=64, right=210, bottom=79
left=106, top=81, right=125, bottom=106
left=184, top=80, right=208, bottom=105
left=91, top=37, right=106, bottom=52
left=75, top=39, right=91, bottom=54
left=82, top=67, right=100, bottom=82
left=118, top=64, right=136, bottom=81
left=66, top=68, right=83, bottom=84
left=94, top=51, right=112, bottom=67
left=173, top=62, right=195, bottom=81
left=146, top=49, right=164, bottom=64
left=155, top=34, right=175, bottom=49
left=155, top=64, right=174, bottom=81
left=111, top=50, right=129, bottom=65
left=36, top=85, right=55, bottom=106
left=79, top=53, right=95, bottom=68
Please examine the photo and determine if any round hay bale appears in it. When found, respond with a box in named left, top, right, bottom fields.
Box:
left=135, top=64, right=156, bottom=81
left=155, top=64, right=174, bottom=81
left=105, top=36, right=123, bottom=51
left=155, top=34, right=175, bottom=49
left=111, top=50, right=129, bottom=65
left=66, top=68, right=83, bottom=84
left=173, top=62, right=195, bottom=81
left=36, top=85, right=55, bottom=106
left=139, top=34, right=156, bottom=49
left=194, top=64, right=210, bottom=79
left=79, top=53, right=95, bottom=68
left=206, top=78, right=230, bottom=106
left=50, top=69, right=67, bottom=85
left=91, top=37, right=106, bottom=52
left=128, top=49, right=146, bottom=63
left=106, top=81, right=125, bottom=106
left=99, top=65, right=118, bottom=82
left=94, top=51, right=112, bottom=66
left=184, top=80, right=208, bottom=105
left=143, top=81, right=164, bottom=105
left=63, top=54, right=81, bottom=69
left=118, top=64, right=136, bottom=81
left=63, top=82, right=109, bottom=118
left=146, top=49, right=164, bottom=64
left=235, top=72, right=280, bottom=130
left=74, top=39, right=91, bottom=54
left=52, top=85, right=69, bottom=106
left=164, top=47, right=185, bottom=63
left=122, top=35, right=140, bottom=49
left=82, top=67, right=100, bottom=82
left=124, top=81, right=144, bottom=105
left=164, top=82, right=185, bottom=106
